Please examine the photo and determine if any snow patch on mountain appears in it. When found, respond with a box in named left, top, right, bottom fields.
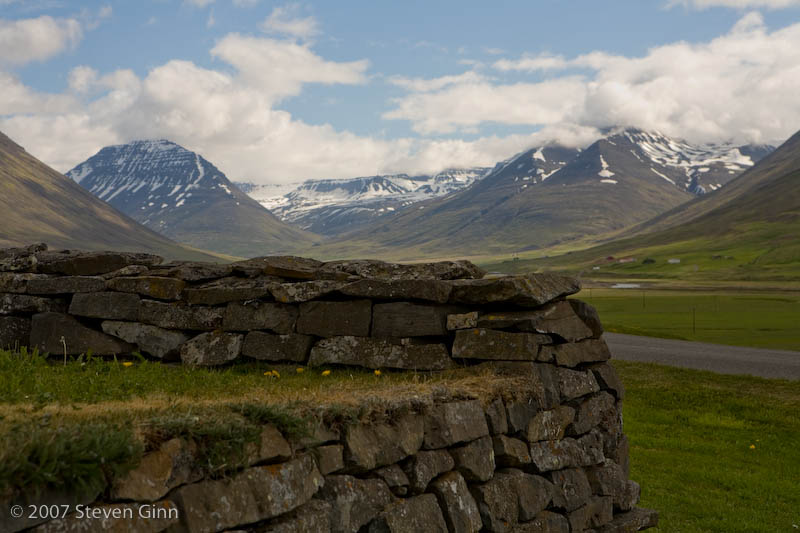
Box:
left=598, top=155, right=615, bottom=178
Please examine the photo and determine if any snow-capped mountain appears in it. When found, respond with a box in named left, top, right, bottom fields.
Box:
left=235, top=167, right=490, bottom=236
left=67, top=140, right=317, bottom=257
left=315, top=128, right=774, bottom=258
left=617, top=129, right=774, bottom=194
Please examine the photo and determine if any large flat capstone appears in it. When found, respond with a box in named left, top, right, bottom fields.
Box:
left=448, top=274, right=580, bottom=307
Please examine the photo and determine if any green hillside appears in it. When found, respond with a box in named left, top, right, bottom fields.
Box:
left=485, top=131, right=800, bottom=282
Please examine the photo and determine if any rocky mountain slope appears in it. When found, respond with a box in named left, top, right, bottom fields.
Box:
left=498, top=128, right=799, bottom=281
left=236, top=168, right=490, bottom=236
left=0, top=131, right=224, bottom=261
left=314, top=129, right=772, bottom=259
left=67, top=140, right=318, bottom=258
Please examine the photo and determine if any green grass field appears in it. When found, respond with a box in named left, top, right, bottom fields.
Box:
left=575, top=288, right=800, bottom=351
left=617, top=360, right=800, bottom=532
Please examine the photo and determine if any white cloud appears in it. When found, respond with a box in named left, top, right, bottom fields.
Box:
left=184, top=0, right=215, bottom=7
left=389, top=71, right=486, bottom=93
left=667, top=0, right=800, bottom=9
left=386, top=14, right=800, bottom=146
left=0, top=15, right=82, bottom=66
left=260, top=4, right=318, bottom=40
left=493, top=54, right=568, bottom=72
left=67, top=65, right=98, bottom=93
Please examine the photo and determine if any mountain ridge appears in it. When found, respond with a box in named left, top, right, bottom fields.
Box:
left=67, top=140, right=319, bottom=258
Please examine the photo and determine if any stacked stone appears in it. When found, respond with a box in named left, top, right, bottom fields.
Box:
left=7, top=244, right=607, bottom=373
left=1, top=243, right=658, bottom=532
left=9, top=383, right=658, bottom=533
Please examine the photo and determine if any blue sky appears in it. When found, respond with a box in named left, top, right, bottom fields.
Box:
left=2, top=0, right=800, bottom=183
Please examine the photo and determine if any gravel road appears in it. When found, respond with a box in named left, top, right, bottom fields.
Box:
left=604, top=332, right=800, bottom=380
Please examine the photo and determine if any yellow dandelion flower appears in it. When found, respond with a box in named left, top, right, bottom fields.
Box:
left=296, top=367, right=305, bottom=373
left=749, top=444, right=756, bottom=449
left=374, top=369, right=382, bottom=376
left=264, top=371, right=272, bottom=376
left=321, top=370, right=331, bottom=376
left=122, top=362, right=134, bottom=367
left=272, top=370, right=280, bottom=378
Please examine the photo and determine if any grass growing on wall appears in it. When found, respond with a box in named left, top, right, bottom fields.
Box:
left=615, top=360, right=800, bottom=533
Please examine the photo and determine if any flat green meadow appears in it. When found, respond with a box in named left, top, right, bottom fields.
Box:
left=617, top=360, right=800, bottom=533
left=575, top=288, right=800, bottom=351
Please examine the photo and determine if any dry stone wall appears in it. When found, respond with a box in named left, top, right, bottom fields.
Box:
left=0, top=244, right=658, bottom=532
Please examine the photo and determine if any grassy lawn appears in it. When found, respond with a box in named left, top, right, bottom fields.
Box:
left=575, top=288, right=800, bottom=351
left=615, top=360, right=800, bottom=532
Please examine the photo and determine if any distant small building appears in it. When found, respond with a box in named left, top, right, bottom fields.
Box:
left=618, top=257, right=636, bottom=264
left=667, top=258, right=681, bottom=264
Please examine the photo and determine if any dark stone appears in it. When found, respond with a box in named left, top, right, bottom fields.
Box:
left=474, top=363, right=559, bottom=411
left=309, top=337, right=453, bottom=371
left=452, top=329, right=547, bottom=361
left=0, top=272, right=49, bottom=293
left=139, top=300, right=222, bottom=330
left=111, top=438, right=199, bottom=502
left=372, top=465, right=410, bottom=497
left=596, top=508, right=658, bottom=533
left=0, top=243, right=45, bottom=273
left=470, top=469, right=552, bottom=531
left=568, top=392, right=617, bottom=436
left=180, top=331, right=243, bottom=366
left=510, top=511, right=570, bottom=532
left=297, top=300, right=371, bottom=337
left=367, top=494, right=448, bottom=533
left=589, top=362, right=626, bottom=400
left=429, top=471, right=482, bottom=533
left=1, top=293, right=65, bottom=315
left=557, top=367, right=600, bottom=402
left=183, top=277, right=274, bottom=305
left=505, top=399, right=539, bottom=434
left=402, top=449, right=454, bottom=493
left=152, top=261, right=232, bottom=282
left=548, top=468, right=592, bottom=512
left=450, top=436, right=495, bottom=483
left=107, top=276, right=186, bottom=300
left=492, top=435, right=531, bottom=468
left=567, top=496, right=613, bottom=532
left=340, top=278, right=452, bottom=303
left=101, top=321, right=189, bottom=359
left=344, top=413, right=424, bottom=472
left=586, top=461, right=628, bottom=510
left=0, top=316, right=30, bottom=350
left=25, top=276, right=105, bottom=295
left=447, top=311, right=479, bottom=330
left=526, top=406, right=576, bottom=442
left=36, top=250, right=162, bottom=275
left=569, top=299, right=604, bottom=338
left=316, top=444, right=345, bottom=475
left=529, top=435, right=603, bottom=473
left=231, top=256, right=323, bottom=280
left=170, top=455, right=323, bottom=532
left=553, top=338, right=611, bottom=367
left=223, top=301, right=298, bottom=333
left=316, top=475, right=395, bottom=533
left=246, top=425, right=292, bottom=466
left=319, top=259, right=485, bottom=281
left=100, top=265, right=150, bottom=280
left=485, top=398, right=508, bottom=435
left=30, top=312, right=134, bottom=355
left=271, top=280, right=346, bottom=303
left=0, top=482, right=99, bottom=533
left=476, top=301, right=593, bottom=342
left=69, top=292, right=140, bottom=321
left=254, top=499, right=332, bottom=533
left=448, top=274, right=580, bottom=307
left=424, top=400, right=490, bottom=449
left=242, top=331, right=313, bottom=363
left=372, top=302, right=452, bottom=337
